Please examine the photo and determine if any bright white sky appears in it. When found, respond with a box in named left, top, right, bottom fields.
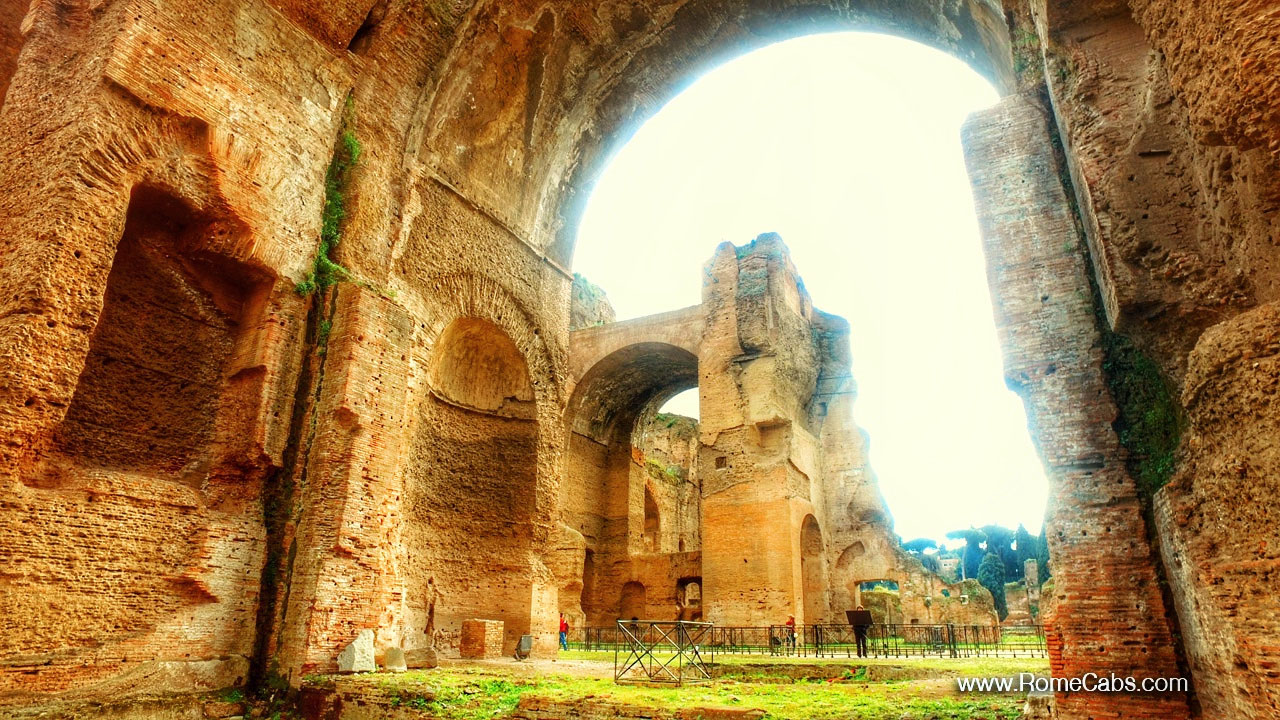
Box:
left=573, top=32, right=1048, bottom=547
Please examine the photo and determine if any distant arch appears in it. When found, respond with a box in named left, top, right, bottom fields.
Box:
left=643, top=484, right=661, bottom=552
left=800, top=514, right=827, bottom=625
left=620, top=581, right=647, bottom=620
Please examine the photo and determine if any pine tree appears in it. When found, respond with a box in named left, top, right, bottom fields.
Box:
left=1014, top=524, right=1036, bottom=579
left=1036, top=526, right=1052, bottom=581
left=981, top=524, right=1020, bottom=580
left=946, top=528, right=987, bottom=580
left=978, top=552, right=1008, bottom=621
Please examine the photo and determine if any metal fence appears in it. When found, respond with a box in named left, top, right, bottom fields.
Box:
left=613, top=620, right=715, bottom=685
left=573, top=623, right=1046, bottom=659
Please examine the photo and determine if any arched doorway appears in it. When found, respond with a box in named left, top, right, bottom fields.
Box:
left=406, top=317, right=539, bottom=655
left=620, top=581, right=647, bottom=620
left=562, top=339, right=700, bottom=624
left=643, top=484, right=661, bottom=552
left=800, top=515, right=827, bottom=625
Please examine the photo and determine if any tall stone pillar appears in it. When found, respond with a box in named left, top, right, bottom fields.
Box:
left=963, top=95, right=1188, bottom=719
left=697, top=235, right=827, bottom=626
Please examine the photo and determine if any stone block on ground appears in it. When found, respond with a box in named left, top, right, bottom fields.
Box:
left=460, top=619, right=504, bottom=659
left=405, top=647, right=439, bottom=669
left=383, top=646, right=407, bottom=672
left=337, top=629, right=376, bottom=673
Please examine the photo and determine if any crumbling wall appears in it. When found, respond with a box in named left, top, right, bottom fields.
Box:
left=570, top=273, right=616, bottom=331
left=963, top=93, right=1187, bottom=719
left=1016, top=2, right=1280, bottom=716
left=1154, top=304, right=1280, bottom=719
left=633, top=413, right=701, bottom=555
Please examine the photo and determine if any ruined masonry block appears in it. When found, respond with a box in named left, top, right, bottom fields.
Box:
left=459, top=620, right=504, bottom=659
left=405, top=647, right=439, bottom=669
left=336, top=630, right=375, bottom=673
left=383, top=647, right=408, bottom=672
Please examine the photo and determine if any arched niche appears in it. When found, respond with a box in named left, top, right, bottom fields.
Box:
left=800, top=514, right=827, bottom=625
left=428, top=317, right=536, bottom=419
left=406, top=316, right=540, bottom=656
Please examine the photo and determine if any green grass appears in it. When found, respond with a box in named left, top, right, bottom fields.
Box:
left=345, top=666, right=1028, bottom=720
left=218, top=687, right=245, bottom=702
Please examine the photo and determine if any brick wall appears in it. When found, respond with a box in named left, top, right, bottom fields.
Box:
left=963, top=95, right=1188, bottom=719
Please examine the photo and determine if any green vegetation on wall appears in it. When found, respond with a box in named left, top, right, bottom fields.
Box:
left=1100, top=331, right=1184, bottom=499
left=297, top=96, right=361, bottom=295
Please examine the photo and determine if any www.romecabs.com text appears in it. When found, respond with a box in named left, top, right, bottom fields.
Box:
left=958, top=673, right=1189, bottom=694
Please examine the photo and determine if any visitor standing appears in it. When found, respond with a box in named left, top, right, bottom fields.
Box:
left=559, top=612, right=569, bottom=651
left=853, top=605, right=870, bottom=658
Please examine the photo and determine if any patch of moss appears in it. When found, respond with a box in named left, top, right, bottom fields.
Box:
left=297, top=97, right=361, bottom=296
left=316, top=318, right=332, bottom=354
left=1101, top=332, right=1184, bottom=499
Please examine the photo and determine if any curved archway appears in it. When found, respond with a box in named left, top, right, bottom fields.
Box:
left=800, top=514, right=827, bottom=625
left=620, top=581, right=647, bottom=620
left=400, top=1, right=1013, bottom=269
left=562, top=341, right=698, bottom=624
left=567, top=342, right=700, bottom=444
left=543, top=1, right=1014, bottom=264
left=406, top=316, right=539, bottom=655
left=428, top=317, right=536, bottom=418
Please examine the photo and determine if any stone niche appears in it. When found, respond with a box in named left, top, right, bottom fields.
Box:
left=2, top=184, right=275, bottom=701
left=404, top=317, right=539, bottom=657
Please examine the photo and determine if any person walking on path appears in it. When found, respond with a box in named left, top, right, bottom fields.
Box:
left=559, top=613, right=570, bottom=651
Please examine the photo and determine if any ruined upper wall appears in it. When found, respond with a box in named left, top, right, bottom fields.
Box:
left=569, top=273, right=616, bottom=330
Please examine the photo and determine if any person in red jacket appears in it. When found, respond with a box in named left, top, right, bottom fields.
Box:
left=559, top=612, right=570, bottom=651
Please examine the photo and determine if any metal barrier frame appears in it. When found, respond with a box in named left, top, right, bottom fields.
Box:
left=613, top=620, right=715, bottom=685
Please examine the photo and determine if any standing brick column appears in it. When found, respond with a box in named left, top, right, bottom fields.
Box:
left=963, top=95, right=1188, bottom=719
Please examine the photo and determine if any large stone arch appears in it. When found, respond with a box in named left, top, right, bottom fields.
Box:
left=560, top=337, right=699, bottom=624
left=394, top=0, right=1013, bottom=270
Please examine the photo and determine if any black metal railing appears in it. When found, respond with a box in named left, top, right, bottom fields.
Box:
left=572, top=623, right=1046, bottom=659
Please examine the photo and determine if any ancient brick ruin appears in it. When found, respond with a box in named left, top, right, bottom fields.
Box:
left=558, top=236, right=994, bottom=632
left=1, top=1, right=1278, bottom=719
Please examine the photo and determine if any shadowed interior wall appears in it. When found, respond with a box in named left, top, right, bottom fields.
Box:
left=405, top=318, right=538, bottom=655
left=0, top=0, right=26, bottom=108
left=0, top=186, right=268, bottom=700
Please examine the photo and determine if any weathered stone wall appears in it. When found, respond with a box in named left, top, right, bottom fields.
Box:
left=1154, top=303, right=1280, bottom=720
left=2, top=0, right=1279, bottom=717
left=569, top=274, right=616, bottom=331
left=963, top=94, right=1187, bottom=718
left=1015, top=2, right=1280, bottom=716
left=633, top=414, right=701, bottom=556
left=0, top=0, right=337, bottom=706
